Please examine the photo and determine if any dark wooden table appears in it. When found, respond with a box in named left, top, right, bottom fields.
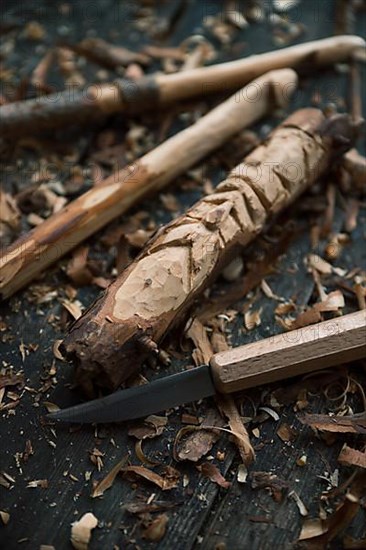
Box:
left=1, top=1, right=365, bottom=548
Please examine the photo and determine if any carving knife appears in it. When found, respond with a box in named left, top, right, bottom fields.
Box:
left=48, top=310, right=366, bottom=423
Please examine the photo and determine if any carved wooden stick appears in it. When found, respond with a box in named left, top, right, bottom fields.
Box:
left=1, top=35, right=364, bottom=137
left=0, top=69, right=297, bottom=299
left=62, top=108, right=357, bottom=396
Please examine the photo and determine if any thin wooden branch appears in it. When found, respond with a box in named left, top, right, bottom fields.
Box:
left=1, top=35, right=364, bottom=137
left=0, top=69, right=297, bottom=299
left=62, top=108, right=358, bottom=395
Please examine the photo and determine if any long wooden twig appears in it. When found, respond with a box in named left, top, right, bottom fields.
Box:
left=62, top=108, right=358, bottom=395
left=0, top=69, right=298, bottom=299
left=1, top=35, right=364, bottom=137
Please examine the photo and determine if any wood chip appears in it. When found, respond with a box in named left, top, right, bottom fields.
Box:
left=338, top=445, right=366, bottom=469
left=0, top=510, right=10, bottom=525
left=237, top=464, right=248, bottom=483
left=43, top=402, right=60, bottom=413
left=71, top=512, right=98, bottom=550
left=277, top=423, right=297, bottom=442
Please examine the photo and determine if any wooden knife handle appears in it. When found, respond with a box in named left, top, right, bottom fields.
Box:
left=210, top=310, right=366, bottom=393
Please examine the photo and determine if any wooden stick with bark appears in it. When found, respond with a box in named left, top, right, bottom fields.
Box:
left=0, top=69, right=298, bottom=299
left=1, top=35, right=364, bottom=137
left=62, top=108, right=358, bottom=396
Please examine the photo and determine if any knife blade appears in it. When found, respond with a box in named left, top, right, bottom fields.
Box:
left=48, top=310, right=366, bottom=423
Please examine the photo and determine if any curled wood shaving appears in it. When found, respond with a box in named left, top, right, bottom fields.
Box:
left=91, top=456, right=127, bottom=498
left=71, top=512, right=98, bottom=550
left=198, top=462, right=230, bottom=489
left=53, top=340, right=65, bottom=361
left=142, top=514, right=169, bottom=541
left=338, top=445, right=366, bottom=469
left=217, top=394, right=255, bottom=465
left=121, top=465, right=179, bottom=491
left=135, top=440, right=161, bottom=466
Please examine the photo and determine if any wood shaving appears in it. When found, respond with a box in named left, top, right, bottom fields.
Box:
left=121, top=465, right=180, bottom=491
left=289, top=490, right=308, bottom=516
left=0, top=372, right=25, bottom=390
left=273, top=0, right=301, bottom=11
left=128, top=415, right=167, bottom=440
left=217, top=394, right=255, bottom=465
left=244, top=308, right=262, bottom=331
left=61, top=299, right=83, bottom=321
left=135, top=440, right=161, bottom=466
left=185, top=318, right=213, bottom=366
left=299, top=412, right=366, bottom=434
left=277, top=423, right=297, bottom=442
left=27, top=479, right=48, bottom=488
left=71, top=512, right=98, bottom=550
left=237, top=464, right=248, bottom=483
left=198, top=462, right=231, bottom=489
left=298, top=472, right=366, bottom=546
left=91, top=456, right=127, bottom=498
left=66, top=246, right=93, bottom=287
left=250, top=471, right=289, bottom=502
left=173, top=409, right=223, bottom=462
left=222, top=257, right=243, bottom=282
left=142, top=514, right=169, bottom=541
left=0, top=191, right=20, bottom=229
